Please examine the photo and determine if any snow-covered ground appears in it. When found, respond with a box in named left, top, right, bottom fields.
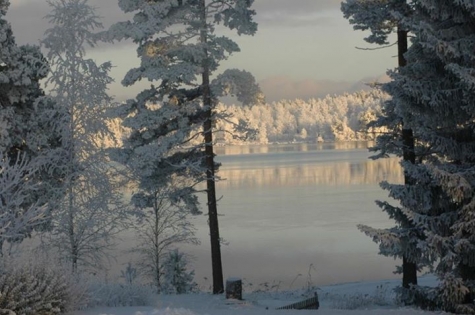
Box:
left=73, top=275, right=449, bottom=315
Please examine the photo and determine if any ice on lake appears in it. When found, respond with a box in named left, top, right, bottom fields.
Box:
left=154, top=142, right=405, bottom=289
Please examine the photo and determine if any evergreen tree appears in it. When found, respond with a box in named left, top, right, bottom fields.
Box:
left=107, top=0, right=261, bottom=294
left=161, top=249, right=197, bottom=294
left=380, top=1, right=475, bottom=312
left=41, top=0, right=129, bottom=272
left=0, top=0, right=65, bottom=253
left=342, top=0, right=421, bottom=289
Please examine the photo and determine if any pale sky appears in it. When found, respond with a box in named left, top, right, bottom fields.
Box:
left=8, top=0, right=396, bottom=102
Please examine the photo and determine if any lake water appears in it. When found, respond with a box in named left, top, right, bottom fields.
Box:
left=176, top=142, right=405, bottom=290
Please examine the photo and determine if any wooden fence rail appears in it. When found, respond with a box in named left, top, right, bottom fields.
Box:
left=276, top=292, right=319, bottom=310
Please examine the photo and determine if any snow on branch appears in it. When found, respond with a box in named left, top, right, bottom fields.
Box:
left=0, top=153, right=47, bottom=246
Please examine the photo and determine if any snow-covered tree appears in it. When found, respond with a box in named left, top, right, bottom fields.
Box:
left=0, top=0, right=66, bottom=254
left=0, top=153, right=48, bottom=255
left=342, top=0, right=424, bottom=290
left=40, top=0, right=129, bottom=273
left=131, top=176, right=199, bottom=293
left=107, top=90, right=388, bottom=145
left=363, top=1, right=475, bottom=312
left=107, top=0, right=261, bottom=294
left=161, top=249, right=197, bottom=294
left=341, top=0, right=412, bottom=45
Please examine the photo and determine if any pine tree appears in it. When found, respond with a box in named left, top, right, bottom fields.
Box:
left=41, top=0, right=129, bottom=272
left=341, top=0, right=421, bottom=289
left=0, top=0, right=66, bottom=253
left=382, top=1, right=475, bottom=312
left=107, top=0, right=261, bottom=294
left=161, top=249, right=197, bottom=294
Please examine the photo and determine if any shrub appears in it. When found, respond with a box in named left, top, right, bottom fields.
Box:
left=0, top=262, right=71, bottom=315
left=86, top=282, right=156, bottom=307
left=325, top=284, right=395, bottom=310
left=161, top=250, right=197, bottom=294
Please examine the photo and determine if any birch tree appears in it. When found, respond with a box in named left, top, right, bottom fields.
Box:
left=107, top=0, right=261, bottom=294
left=41, top=0, right=129, bottom=272
left=131, top=176, right=199, bottom=293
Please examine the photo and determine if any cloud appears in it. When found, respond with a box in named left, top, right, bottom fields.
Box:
left=7, top=2, right=49, bottom=45
left=258, top=75, right=389, bottom=103
left=7, top=0, right=126, bottom=45
left=253, top=0, right=342, bottom=15
left=253, top=0, right=342, bottom=27
left=10, top=0, right=26, bottom=8
left=8, top=0, right=342, bottom=46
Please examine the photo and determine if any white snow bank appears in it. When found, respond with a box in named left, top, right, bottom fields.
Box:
left=74, top=275, right=445, bottom=315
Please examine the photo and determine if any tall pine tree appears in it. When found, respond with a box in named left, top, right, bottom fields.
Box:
left=383, top=1, right=475, bottom=312
left=107, top=0, right=262, bottom=294
left=341, top=0, right=422, bottom=290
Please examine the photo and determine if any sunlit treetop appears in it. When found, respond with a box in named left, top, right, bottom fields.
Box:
left=107, top=0, right=257, bottom=93
left=341, top=0, right=414, bottom=45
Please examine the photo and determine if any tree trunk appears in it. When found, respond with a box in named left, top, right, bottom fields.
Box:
left=69, top=185, right=77, bottom=273
left=71, top=242, right=78, bottom=273
left=199, top=0, right=224, bottom=294
left=459, top=263, right=475, bottom=304
left=154, top=238, right=160, bottom=293
left=398, top=26, right=418, bottom=289
left=397, top=28, right=408, bottom=68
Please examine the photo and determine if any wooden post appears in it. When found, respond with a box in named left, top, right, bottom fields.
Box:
left=226, top=278, right=242, bottom=300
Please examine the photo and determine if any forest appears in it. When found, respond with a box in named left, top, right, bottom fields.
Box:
left=107, top=89, right=388, bottom=145
left=214, top=90, right=387, bottom=144
left=1, top=0, right=475, bottom=314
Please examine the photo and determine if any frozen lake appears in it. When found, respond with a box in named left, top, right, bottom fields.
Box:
left=176, top=142, right=405, bottom=290
left=22, top=142, right=406, bottom=290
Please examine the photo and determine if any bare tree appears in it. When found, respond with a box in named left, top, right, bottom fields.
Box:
left=131, top=176, right=199, bottom=293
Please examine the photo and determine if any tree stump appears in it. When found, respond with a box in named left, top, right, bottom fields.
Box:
left=225, top=277, right=242, bottom=300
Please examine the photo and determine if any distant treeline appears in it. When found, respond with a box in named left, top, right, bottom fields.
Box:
left=108, top=89, right=389, bottom=146
left=214, top=89, right=389, bottom=144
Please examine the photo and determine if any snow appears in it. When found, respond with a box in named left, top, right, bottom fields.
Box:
left=73, top=276, right=447, bottom=315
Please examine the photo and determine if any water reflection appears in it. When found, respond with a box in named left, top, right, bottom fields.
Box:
left=182, top=144, right=406, bottom=289
left=217, top=157, right=402, bottom=189
left=20, top=143, right=405, bottom=289
left=214, top=142, right=374, bottom=156
left=215, top=143, right=403, bottom=189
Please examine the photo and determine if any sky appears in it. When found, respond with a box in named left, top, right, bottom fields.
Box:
left=8, top=0, right=396, bottom=103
